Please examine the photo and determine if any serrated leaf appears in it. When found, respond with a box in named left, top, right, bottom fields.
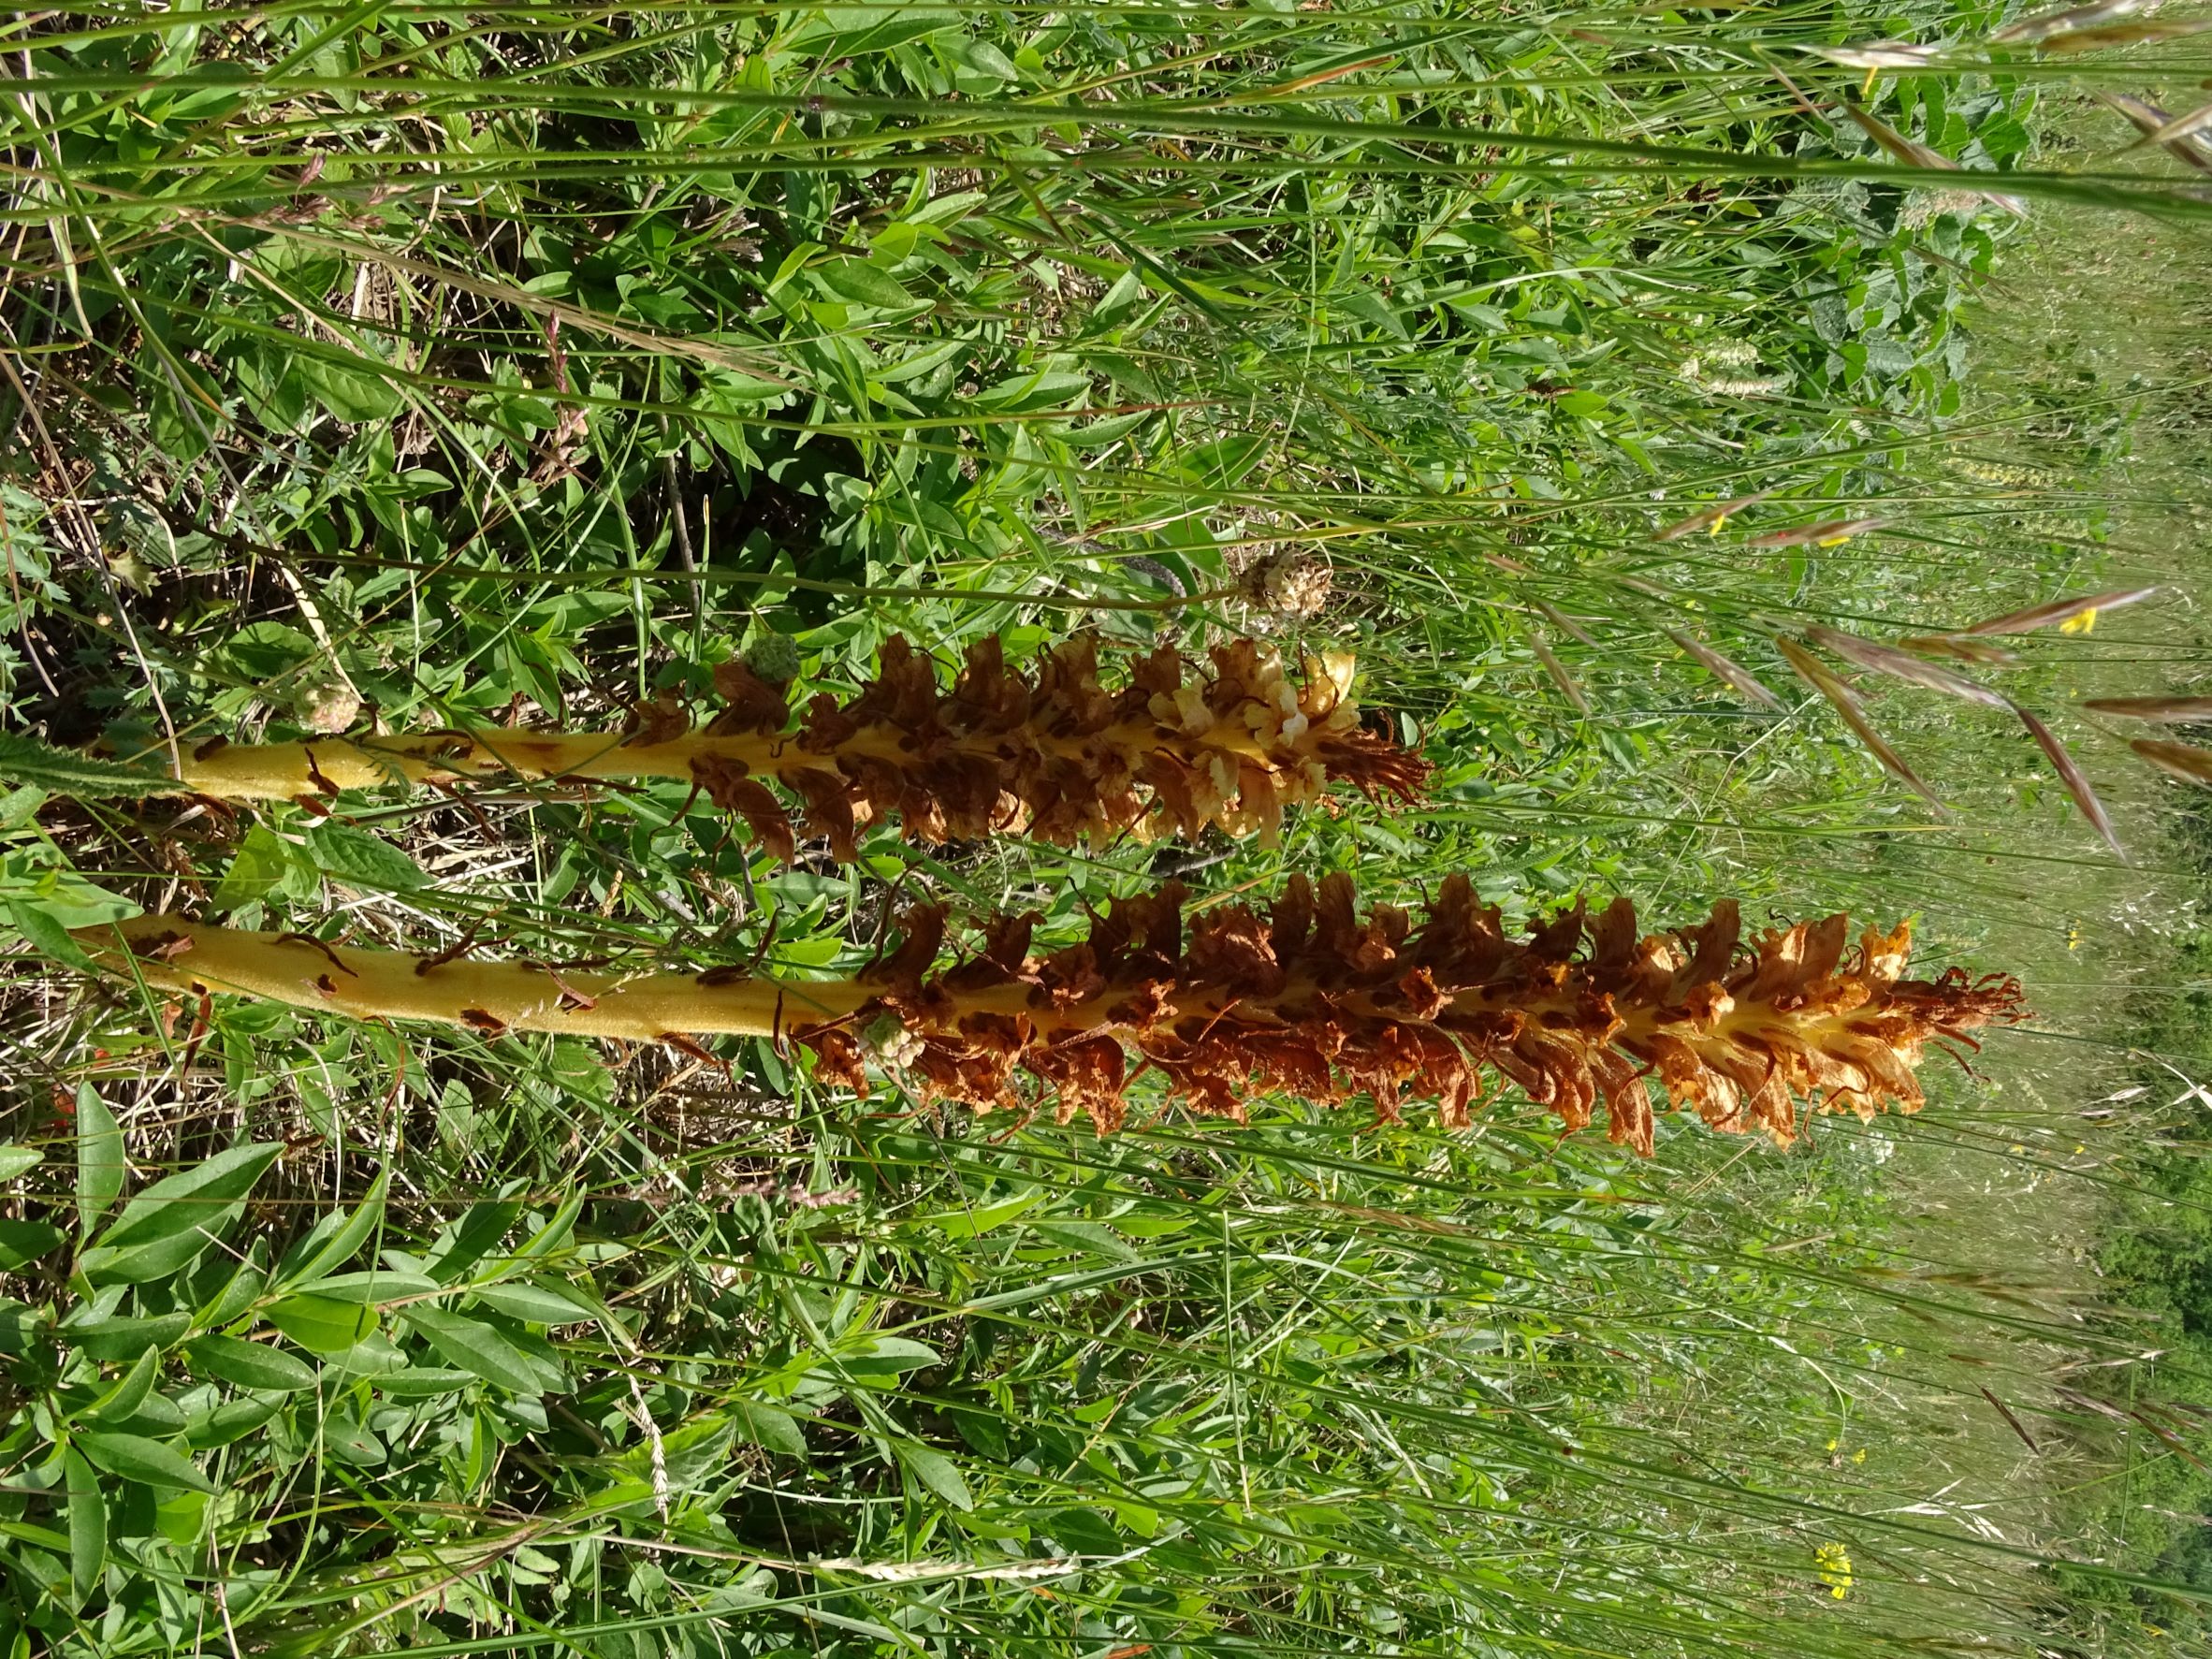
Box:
left=185, top=1334, right=316, bottom=1392
left=77, top=1430, right=217, bottom=1493
left=208, top=822, right=293, bottom=914
left=306, top=822, right=428, bottom=891
left=0, top=730, right=179, bottom=798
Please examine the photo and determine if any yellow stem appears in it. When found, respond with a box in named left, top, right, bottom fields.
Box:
left=82, top=916, right=870, bottom=1039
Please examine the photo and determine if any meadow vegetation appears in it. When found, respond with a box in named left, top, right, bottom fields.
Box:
left=1, top=5, right=2210, bottom=1656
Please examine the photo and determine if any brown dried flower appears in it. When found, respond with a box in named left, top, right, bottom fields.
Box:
left=83, top=880, right=2021, bottom=1157
left=171, top=633, right=1425, bottom=856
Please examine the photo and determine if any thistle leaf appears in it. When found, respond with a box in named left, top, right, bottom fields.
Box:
left=0, top=732, right=182, bottom=800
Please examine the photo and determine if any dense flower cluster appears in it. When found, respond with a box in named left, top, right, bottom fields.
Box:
left=172, top=633, right=1426, bottom=855
left=86, top=877, right=2023, bottom=1157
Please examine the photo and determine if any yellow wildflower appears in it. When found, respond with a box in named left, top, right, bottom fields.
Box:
left=1815, top=1541, right=1855, bottom=1600
left=2059, top=607, right=2097, bottom=634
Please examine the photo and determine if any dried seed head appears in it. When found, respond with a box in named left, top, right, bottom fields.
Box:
left=789, top=877, right=2027, bottom=1154
left=1241, top=551, right=1334, bottom=620
left=695, top=633, right=1426, bottom=857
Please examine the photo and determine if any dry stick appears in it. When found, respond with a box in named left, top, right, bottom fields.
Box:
left=81, top=877, right=2026, bottom=1157
left=167, top=634, right=1428, bottom=857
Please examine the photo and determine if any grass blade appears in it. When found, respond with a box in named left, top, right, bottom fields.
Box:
left=2011, top=702, right=2126, bottom=861
left=1666, top=630, right=1782, bottom=709
left=1959, top=585, right=2159, bottom=636
left=1774, top=637, right=1945, bottom=808
left=1806, top=626, right=2010, bottom=709
left=2129, top=737, right=2212, bottom=786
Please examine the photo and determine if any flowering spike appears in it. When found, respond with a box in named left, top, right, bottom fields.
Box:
left=79, top=880, right=2022, bottom=1155
left=167, top=634, right=1426, bottom=856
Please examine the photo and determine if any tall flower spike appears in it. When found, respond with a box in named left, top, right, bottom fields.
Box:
left=167, top=634, right=1427, bottom=856
left=79, top=879, right=2022, bottom=1154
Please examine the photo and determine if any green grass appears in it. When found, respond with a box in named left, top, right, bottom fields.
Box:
left=2, top=5, right=2211, bottom=1655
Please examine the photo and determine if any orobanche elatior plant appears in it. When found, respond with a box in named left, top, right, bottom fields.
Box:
left=78, top=876, right=2022, bottom=1156
left=171, top=633, right=1427, bottom=855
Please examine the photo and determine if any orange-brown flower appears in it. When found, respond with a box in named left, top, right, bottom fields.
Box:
left=80, top=879, right=2021, bottom=1155
left=171, top=634, right=1426, bottom=856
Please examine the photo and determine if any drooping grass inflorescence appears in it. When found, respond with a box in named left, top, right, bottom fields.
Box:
left=81, top=876, right=2022, bottom=1154
left=170, top=634, right=1427, bottom=856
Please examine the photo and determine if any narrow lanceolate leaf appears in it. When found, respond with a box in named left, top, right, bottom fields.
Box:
left=76, top=1084, right=124, bottom=1238
left=1774, top=637, right=1944, bottom=808
left=76, top=1431, right=217, bottom=1493
left=1666, top=630, right=1781, bottom=708
left=1806, top=626, right=2008, bottom=708
left=2130, top=738, right=2212, bottom=787
left=2083, top=695, right=2212, bottom=721
left=1529, top=633, right=1592, bottom=714
left=74, top=886, right=2027, bottom=1161
left=1959, top=586, right=2158, bottom=637
left=0, top=731, right=182, bottom=798
left=65, top=1449, right=106, bottom=1608
left=2011, top=704, right=2125, bottom=862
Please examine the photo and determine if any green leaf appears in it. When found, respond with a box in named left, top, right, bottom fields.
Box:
left=0, top=1215, right=64, bottom=1269
left=842, top=1334, right=943, bottom=1377
left=296, top=352, right=405, bottom=421
left=207, top=822, right=292, bottom=913
left=183, top=1395, right=282, bottom=1450
left=0, top=1144, right=41, bottom=1181
left=185, top=1334, right=316, bottom=1392
left=77, top=1430, right=217, bottom=1493
left=64, top=1312, right=190, bottom=1362
left=64, top=1449, right=106, bottom=1608
left=81, top=1346, right=162, bottom=1426
left=76, top=1084, right=124, bottom=1238
left=401, top=1305, right=549, bottom=1395
left=893, top=1441, right=972, bottom=1511
left=7, top=898, right=102, bottom=975
left=467, top=1281, right=592, bottom=1326
left=812, top=257, right=919, bottom=309
left=264, top=1292, right=378, bottom=1353
left=279, top=1171, right=389, bottom=1288
left=80, top=1141, right=281, bottom=1285
left=305, top=822, right=428, bottom=891
left=0, top=730, right=178, bottom=798
left=731, top=1400, right=808, bottom=1458
left=370, top=1367, right=475, bottom=1398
